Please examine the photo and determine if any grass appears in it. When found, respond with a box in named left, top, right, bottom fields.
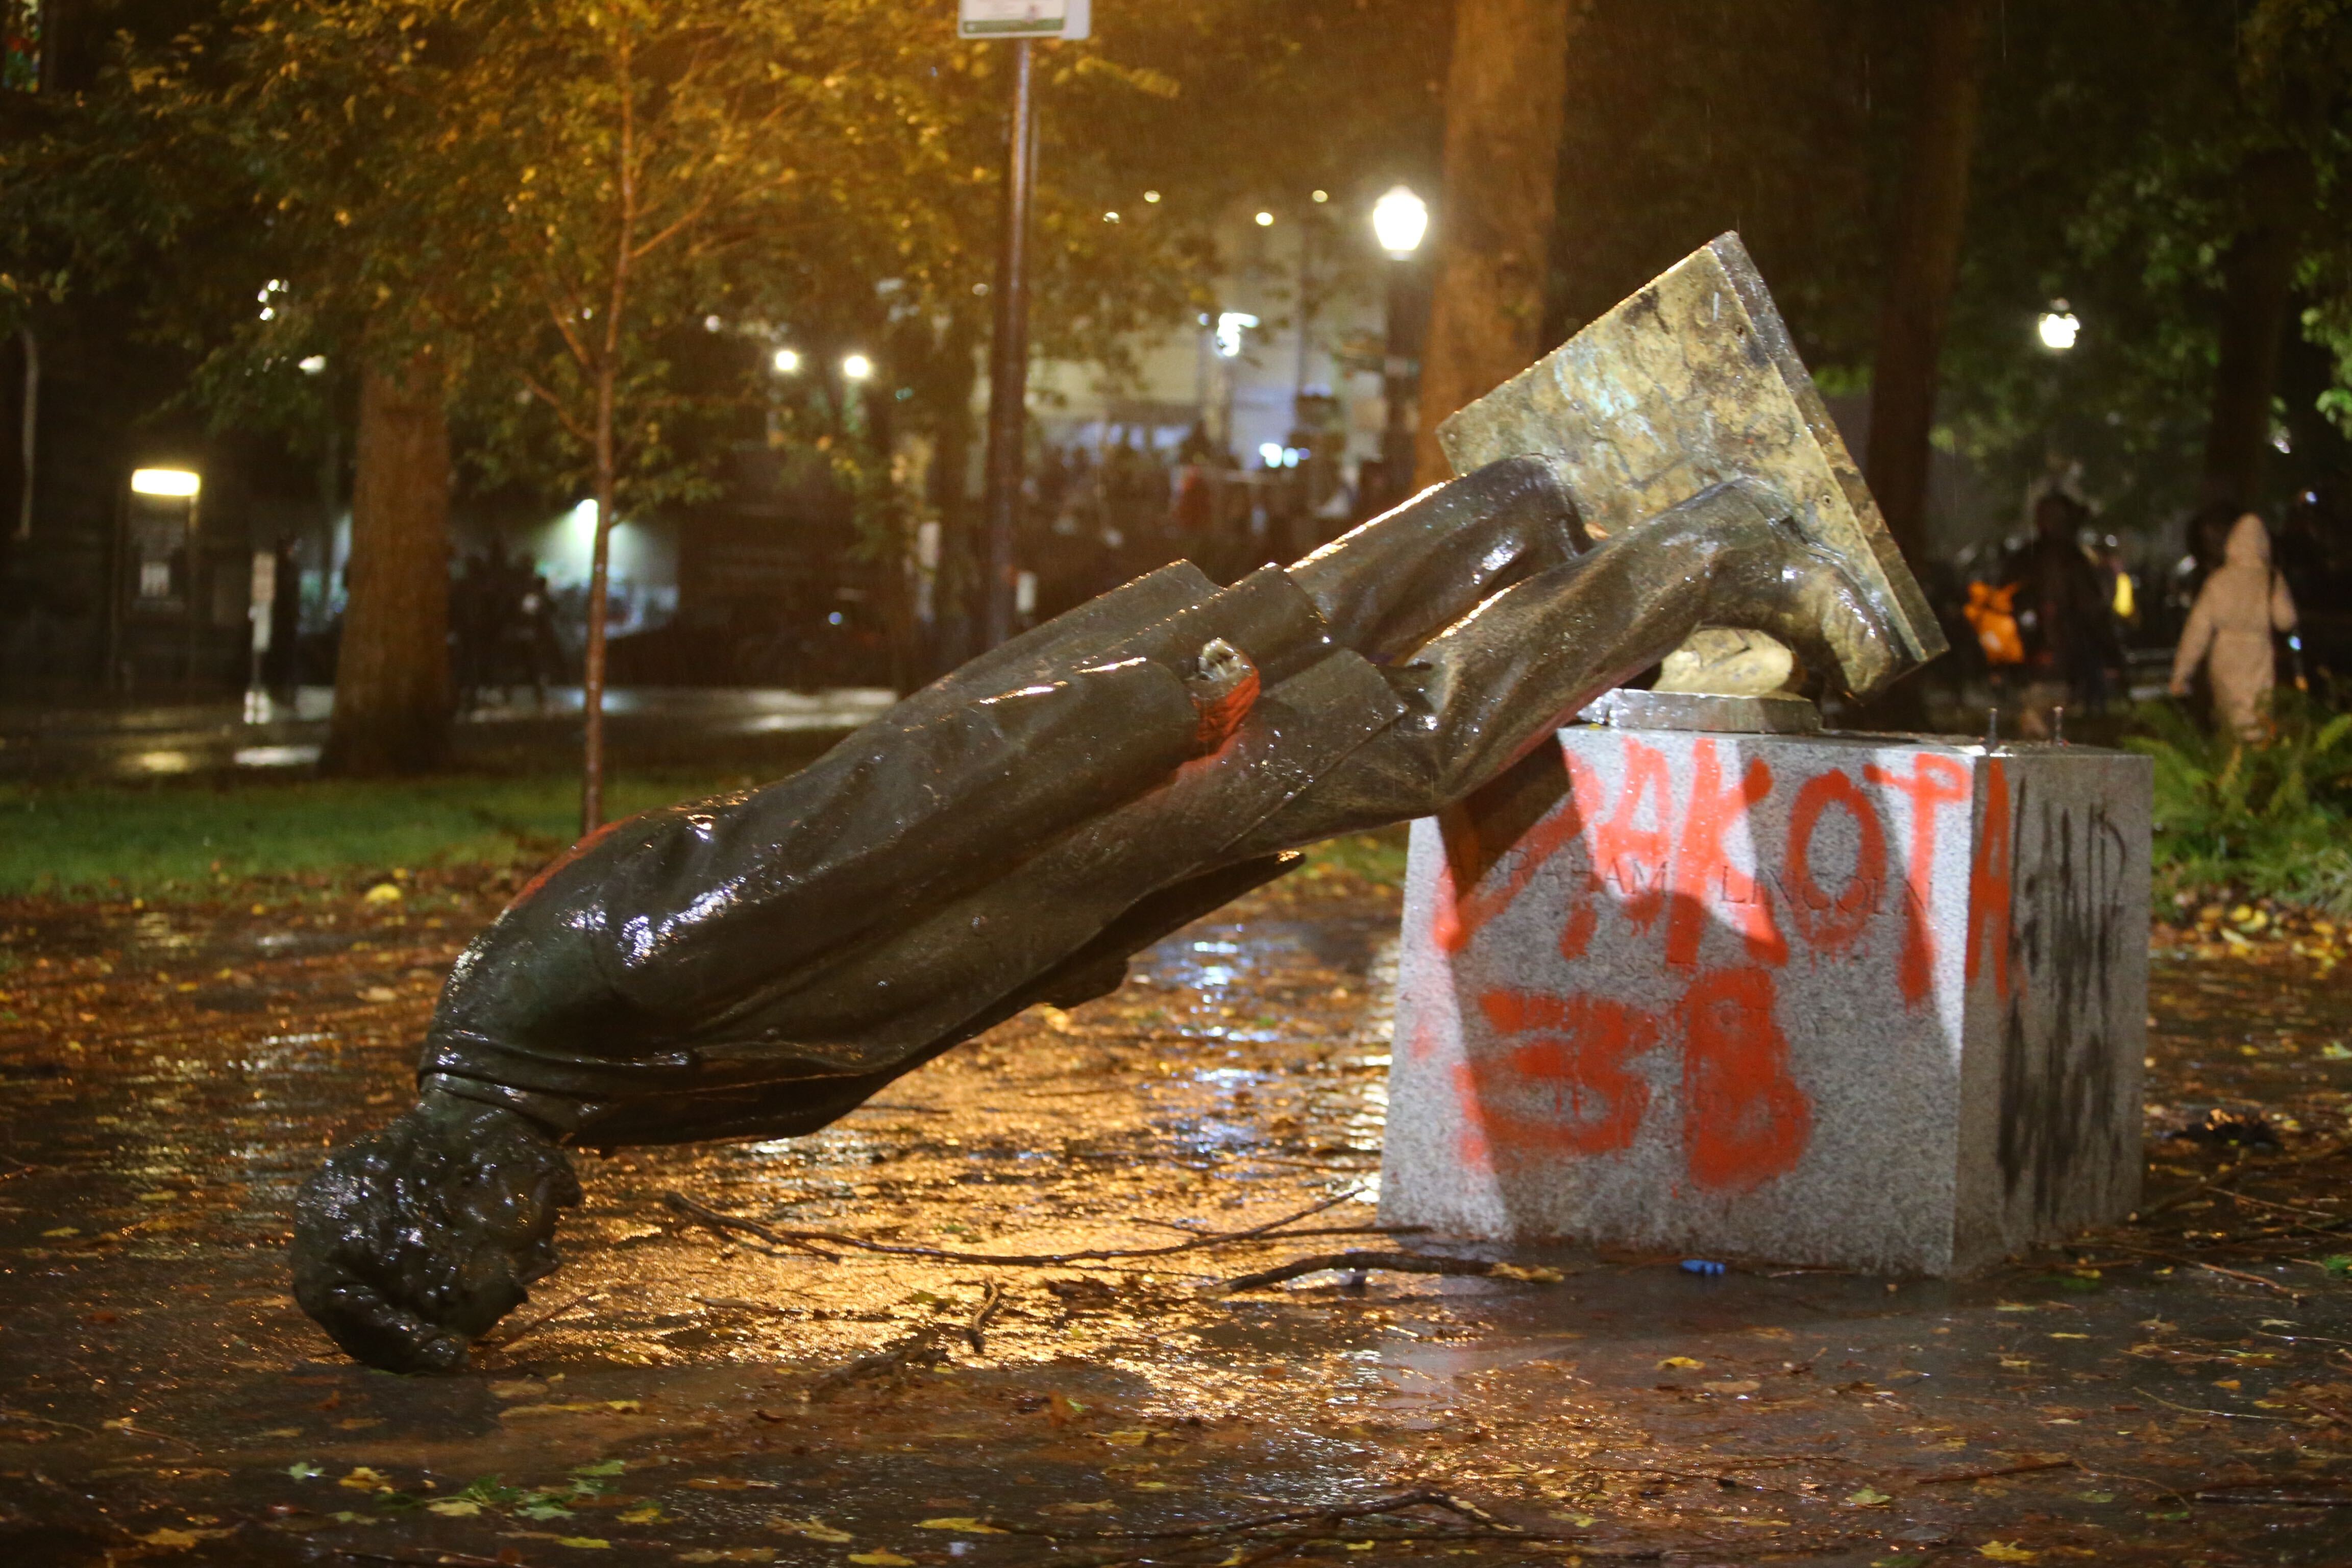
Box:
left=0, top=770, right=1415, bottom=905
left=0, top=768, right=764, bottom=899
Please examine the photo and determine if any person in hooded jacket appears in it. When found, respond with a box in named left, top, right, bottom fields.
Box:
left=2170, top=509, right=2297, bottom=739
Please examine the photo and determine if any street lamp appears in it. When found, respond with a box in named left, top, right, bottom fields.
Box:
left=771, top=347, right=802, bottom=374
left=841, top=353, right=874, bottom=381
left=2037, top=302, right=2080, bottom=352
left=131, top=468, right=201, bottom=498
left=1372, top=185, right=1429, bottom=259
left=1372, top=186, right=1430, bottom=510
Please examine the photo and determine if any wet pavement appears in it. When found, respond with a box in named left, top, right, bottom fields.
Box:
left=4, top=863, right=2352, bottom=1566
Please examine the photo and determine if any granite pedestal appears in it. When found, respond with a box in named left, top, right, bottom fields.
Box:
left=1378, top=721, right=2152, bottom=1276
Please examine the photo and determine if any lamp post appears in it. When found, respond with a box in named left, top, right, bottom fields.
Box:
left=125, top=467, right=203, bottom=690
left=979, top=39, right=1038, bottom=650
left=1371, top=185, right=1429, bottom=511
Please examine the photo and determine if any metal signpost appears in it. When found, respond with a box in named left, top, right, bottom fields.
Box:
left=960, top=1, right=1089, bottom=647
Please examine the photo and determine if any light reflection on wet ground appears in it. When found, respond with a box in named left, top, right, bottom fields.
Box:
left=3, top=872, right=2351, bottom=1566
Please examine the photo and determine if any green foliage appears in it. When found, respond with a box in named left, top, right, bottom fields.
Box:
left=2127, top=693, right=2352, bottom=912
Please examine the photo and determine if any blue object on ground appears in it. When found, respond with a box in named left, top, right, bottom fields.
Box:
left=1679, top=1259, right=1727, bottom=1276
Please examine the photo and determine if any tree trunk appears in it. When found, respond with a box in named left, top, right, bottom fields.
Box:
left=321, top=353, right=450, bottom=776
left=2201, top=149, right=2311, bottom=506
left=1863, top=0, right=1987, bottom=573
left=1411, top=0, right=1579, bottom=485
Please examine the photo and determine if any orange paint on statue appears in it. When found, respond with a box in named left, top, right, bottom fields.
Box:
left=1476, top=989, right=1664, bottom=1155
left=1678, top=965, right=1811, bottom=1191
left=1666, top=741, right=1783, bottom=968
left=1864, top=753, right=1970, bottom=1006
left=1784, top=768, right=1886, bottom=954
left=1966, top=757, right=2013, bottom=1000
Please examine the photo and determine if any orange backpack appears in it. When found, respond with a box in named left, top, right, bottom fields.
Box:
left=1964, top=580, right=2024, bottom=667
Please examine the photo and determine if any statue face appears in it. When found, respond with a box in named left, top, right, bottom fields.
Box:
left=292, top=1098, right=580, bottom=1373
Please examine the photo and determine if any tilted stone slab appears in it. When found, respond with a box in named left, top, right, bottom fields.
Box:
left=1437, top=233, right=1946, bottom=697
left=1379, top=726, right=2150, bottom=1277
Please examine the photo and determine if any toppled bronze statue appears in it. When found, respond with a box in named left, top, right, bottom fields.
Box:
left=293, top=235, right=1941, bottom=1373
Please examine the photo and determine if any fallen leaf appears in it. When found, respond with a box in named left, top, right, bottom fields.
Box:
left=555, top=1538, right=611, bottom=1550
left=617, top=1505, right=664, bottom=1525
left=428, top=1500, right=483, bottom=1517
left=1846, top=1487, right=1892, bottom=1507
left=847, top=1555, right=915, bottom=1567
left=604, top=1400, right=642, bottom=1412
left=917, top=1517, right=1008, bottom=1533
left=1703, top=1379, right=1760, bottom=1395
left=337, top=1466, right=388, bottom=1491
left=1487, top=1263, right=1563, bottom=1282
left=1039, top=1502, right=1115, bottom=1516
left=771, top=1517, right=853, bottom=1543
left=1102, top=1430, right=1152, bottom=1446
left=1978, top=1546, right=2038, bottom=1563
left=362, top=884, right=403, bottom=905
left=360, top=986, right=400, bottom=1002
left=40, top=1226, right=78, bottom=1238
left=287, top=1461, right=323, bottom=1480
left=1656, top=1356, right=1705, bottom=1371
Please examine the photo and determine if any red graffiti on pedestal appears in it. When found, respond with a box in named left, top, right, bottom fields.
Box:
left=1864, top=753, right=1971, bottom=1006
left=1440, top=742, right=1983, bottom=1192
left=1677, top=965, right=1811, bottom=1191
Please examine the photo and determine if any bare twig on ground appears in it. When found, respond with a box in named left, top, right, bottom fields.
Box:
left=662, top=1188, right=1362, bottom=1267
left=1910, top=1455, right=2074, bottom=1486
left=965, top=1279, right=1004, bottom=1354
left=2215, top=1188, right=2345, bottom=1226
left=665, top=1193, right=839, bottom=1260
left=2103, top=1242, right=2305, bottom=1298
left=1213, top=1250, right=1562, bottom=1293
left=485, top=1290, right=603, bottom=1352
left=332, top=1551, right=525, bottom=1567
left=800, top=1329, right=948, bottom=1401
left=2193, top=1488, right=2352, bottom=1506
left=2140, top=1160, right=2250, bottom=1217
left=2132, top=1387, right=2295, bottom=1423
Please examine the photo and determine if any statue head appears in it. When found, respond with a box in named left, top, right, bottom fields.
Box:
left=292, top=1093, right=581, bottom=1373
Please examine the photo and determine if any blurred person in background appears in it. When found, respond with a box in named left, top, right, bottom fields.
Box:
left=2012, top=491, right=2122, bottom=729
left=2171, top=507, right=2297, bottom=740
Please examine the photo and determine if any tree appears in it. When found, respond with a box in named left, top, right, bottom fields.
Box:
left=1413, top=0, right=1579, bottom=484
left=1863, top=0, right=1987, bottom=572
left=330, top=354, right=452, bottom=772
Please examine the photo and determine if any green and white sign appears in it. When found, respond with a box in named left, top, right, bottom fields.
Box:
left=959, top=1, right=1090, bottom=41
